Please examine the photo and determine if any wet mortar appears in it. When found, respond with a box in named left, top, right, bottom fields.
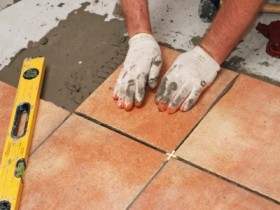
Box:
left=222, top=56, right=280, bottom=87
left=0, top=4, right=128, bottom=112
left=222, top=56, right=246, bottom=71
left=190, top=35, right=203, bottom=46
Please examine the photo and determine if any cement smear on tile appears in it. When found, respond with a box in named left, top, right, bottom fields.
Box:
left=0, top=5, right=127, bottom=112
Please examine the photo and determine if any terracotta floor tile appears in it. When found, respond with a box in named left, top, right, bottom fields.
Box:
left=20, top=114, right=165, bottom=210
left=177, top=75, right=280, bottom=201
left=0, top=81, right=70, bottom=157
left=130, top=159, right=279, bottom=210
left=77, top=46, right=238, bottom=152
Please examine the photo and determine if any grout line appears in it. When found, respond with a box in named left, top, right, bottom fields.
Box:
left=170, top=73, right=280, bottom=204
left=126, top=156, right=170, bottom=209
left=221, top=64, right=280, bottom=87
left=74, top=111, right=167, bottom=155
left=176, top=156, right=280, bottom=205
left=29, top=113, right=72, bottom=156
left=76, top=73, right=280, bottom=206
left=174, top=73, right=240, bottom=151
left=74, top=112, right=184, bottom=208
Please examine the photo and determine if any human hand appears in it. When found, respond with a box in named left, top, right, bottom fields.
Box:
left=155, top=46, right=220, bottom=114
left=113, top=33, right=162, bottom=111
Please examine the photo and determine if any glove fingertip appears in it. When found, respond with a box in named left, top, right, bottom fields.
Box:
left=134, top=100, right=143, bottom=107
left=118, top=100, right=125, bottom=109
left=167, top=106, right=177, bottom=114
left=125, top=103, right=133, bottom=111
left=135, top=83, right=146, bottom=106
left=154, top=95, right=161, bottom=105
left=180, top=105, right=186, bottom=112
left=113, top=94, right=119, bottom=100
left=158, top=102, right=168, bottom=112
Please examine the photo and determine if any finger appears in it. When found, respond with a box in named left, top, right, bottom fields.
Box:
left=117, top=83, right=126, bottom=109
left=135, top=73, right=147, bottom=107
left=158, top=102, right=168, bottom=112
left=155, top=77, right=168, bottom=104
left=113, top=85, right=119, bottom=100
left=113, top=64, right=126, bottom=100
left=180, top=89, right=201, bottom=112
left=118, top=99, right=125, bottom=109
left=148, top=54, right=162, bottom=89
left=157, top=81, right=178, bottom=112
left=155, top=63, right=180, bottom=104
left=167, top=82, right=192, bottom=114
left=124, top=80, right=135, bottom=111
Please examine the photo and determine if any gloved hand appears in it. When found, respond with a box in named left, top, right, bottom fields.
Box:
left=114, top=33, right=162, bottom=111
left=155, top=46, right=220, bottom=114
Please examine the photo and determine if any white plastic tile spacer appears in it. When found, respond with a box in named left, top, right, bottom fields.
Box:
left=166, top=150, right=177, bottom=160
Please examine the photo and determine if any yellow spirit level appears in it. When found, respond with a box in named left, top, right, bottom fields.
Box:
left=0, top=57, right=45, bottom=210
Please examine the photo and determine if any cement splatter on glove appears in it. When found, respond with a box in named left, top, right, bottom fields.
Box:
left=114, top=33, right=162, bottom=111
left=155, top=46, right=220, bottom=114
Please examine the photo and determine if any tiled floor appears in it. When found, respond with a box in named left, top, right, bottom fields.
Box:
left=0, top=81, right=70, bottom=157
left=176, top=75, right=280, bottom=201
left=1, top=47, right=280, bottom=209
left=130, top=159, right=279, bottom=210
left=76, top=46, right=238, bottom=152
left=20, top=114, right=165, bottom=209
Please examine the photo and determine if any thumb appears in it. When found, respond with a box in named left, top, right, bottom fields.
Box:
left=148, top=54, right=162, bottom=89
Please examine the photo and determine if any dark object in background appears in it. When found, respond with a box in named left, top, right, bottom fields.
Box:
left=199, top=1, right=280, bottom=23
left=198, top=0, right=220, bottom=23
left=256, top=20, right=280, bottom=58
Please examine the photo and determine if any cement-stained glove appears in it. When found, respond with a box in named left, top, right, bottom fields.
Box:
left=114, top=33, right=162, bottom=111
left=155, top=46, right=220, bottom=114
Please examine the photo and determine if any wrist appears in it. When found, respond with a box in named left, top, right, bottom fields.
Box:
left=191, top=46, right=220, bottom=75
left=199, top=43, right=226, bottom=65
left=129, top=33, right=157, bottom=46
left=128, top=29, right=153, bottom=38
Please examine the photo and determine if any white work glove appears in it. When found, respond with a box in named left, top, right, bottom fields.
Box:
left=155, top=46, right=220, bottom=114
left=114, top=33, right=162, bottom=111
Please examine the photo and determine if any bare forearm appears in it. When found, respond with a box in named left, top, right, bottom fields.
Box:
left=201, top=0, right=264, bottom=64
left=121, top=0, right=152, bottom=37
